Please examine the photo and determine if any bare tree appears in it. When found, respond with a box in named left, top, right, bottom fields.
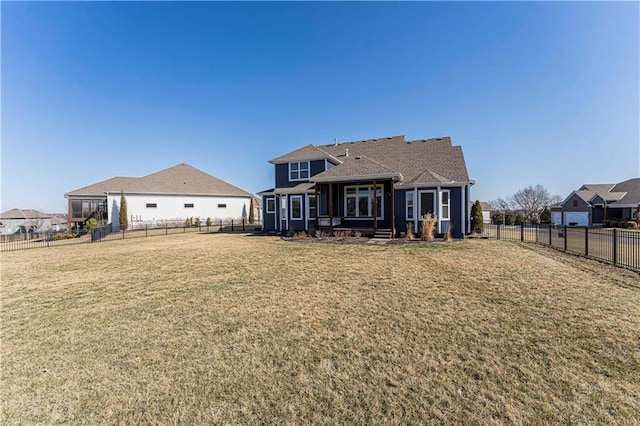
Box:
left=512, top=184, right=560, bottom=224
left=489, top=197, right=515, bottom=211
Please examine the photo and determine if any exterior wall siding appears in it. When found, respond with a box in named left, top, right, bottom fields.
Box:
left=562, top=194, right=590, bottom=212
left=108, top=194, right=251, bottom=231
left=262, top=196, right=276, bottom=232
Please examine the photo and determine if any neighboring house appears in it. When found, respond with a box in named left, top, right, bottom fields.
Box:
left=251, top=195, right=262, bottom=223
left=259, top=135, right=473, bottom=238
left=64, top=163, right=253, bottom=231
left=554, top=178, right=640, bottom=226
left=479, top=202, right=493, bottom=223
left=0, top=209, right=68, bottom=235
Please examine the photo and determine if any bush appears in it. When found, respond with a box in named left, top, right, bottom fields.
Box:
left=206, top=217, right=212, bottom=227
left=602, top=220, right=610, bottom=227
left=421, top=213, right=437, bottom=241
left=291, top=231, right=309, bottom=240
left=52, top=233, right=78, bottom=240
left=185, top=217, right=192, bottom=228
left=406, top=223, right=415, bottom=240
left=625, top=221, right=638, bottom=229
left=194, top=218, right=201, bottom=228
left=470, top=200, right=484, bottom=234
left=443, top=224, right=453, bottom=242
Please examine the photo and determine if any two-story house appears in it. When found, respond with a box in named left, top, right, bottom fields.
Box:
left=259, top=135, right=473, bottom=238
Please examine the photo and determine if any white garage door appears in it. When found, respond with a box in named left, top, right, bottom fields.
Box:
left=564, top=212, right=589, bottom=226
left=551, top=212, right=562, bottom=225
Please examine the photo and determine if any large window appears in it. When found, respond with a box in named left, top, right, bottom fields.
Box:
left=266, top=198, right=275, bottom=213
left=440, top=190, right=450, bottom=220
left=406, top=192, right=415, bottom=220
left=290, top=196, right=303, bottom=220
left=289, top=162, right=309, bottom=181
left=345, top=185, right=383, bottom=219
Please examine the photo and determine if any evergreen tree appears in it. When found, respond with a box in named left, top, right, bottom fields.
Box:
left=248, top=198, right=255, bottom=224
left=119, top=190, right=128, bottom=231
left=470, top=200, right=484, bottom=234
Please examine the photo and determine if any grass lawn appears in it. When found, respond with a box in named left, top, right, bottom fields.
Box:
left=2, top=234, right=639, bottom=423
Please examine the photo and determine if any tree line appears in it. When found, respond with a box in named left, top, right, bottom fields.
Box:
left=489, top=184, right=563, bottom=225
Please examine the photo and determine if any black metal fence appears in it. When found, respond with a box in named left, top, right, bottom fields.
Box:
left=0, top=220, right=262, bottom=252
left=478, top=223, right=640, bottom=272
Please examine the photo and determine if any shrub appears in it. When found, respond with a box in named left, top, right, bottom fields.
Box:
left=602, top=220, right=610, bottom=227
left=316, top=230, right=328, bottom=239
left=291, top=231, right=309, bottom=240
left=353, top=231, right=362, bottom=238
left=185, top=217, right=192, bottom=228
left=421, top=213, right=437, bottom=241
left=194, top=218, right=201, bottom=228
left=443, top=224, right=453, bottom=242
left=625, top=221, right=638, bottom=229
left=52, top=233, right=78, bottom=240
left=206, top=217, right=212, bottom=227
left=406, top=223, right=415, bottom=240
left=471, top=200, right=484, bottom=234
left=84, top=217, right=98, bottom=230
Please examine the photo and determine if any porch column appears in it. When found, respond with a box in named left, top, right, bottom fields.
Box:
left=67, top=198, right=72, bottom=232
left=391, top=181, right=395, bottom=238
left=373, top=180, right=378, bottom=232
left=329, top=183, right=334, bottom=231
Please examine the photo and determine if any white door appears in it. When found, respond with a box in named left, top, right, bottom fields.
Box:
left=564, top=212, right=588, bottom=226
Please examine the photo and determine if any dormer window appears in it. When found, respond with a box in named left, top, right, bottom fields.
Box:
left=289, top=161, right=309, bottom=181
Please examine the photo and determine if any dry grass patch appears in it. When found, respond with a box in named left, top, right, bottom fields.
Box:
left=1, top=234, right=639, bottom=424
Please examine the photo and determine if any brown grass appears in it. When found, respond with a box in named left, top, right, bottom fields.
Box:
left=2, top=234, right=639, bottom=424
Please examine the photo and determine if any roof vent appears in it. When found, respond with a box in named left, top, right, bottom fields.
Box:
left=355, top=155, right=362, bottom=159
left=345, top=148, right=349, bottom=157
left=334, top=137, right=338, bottom=146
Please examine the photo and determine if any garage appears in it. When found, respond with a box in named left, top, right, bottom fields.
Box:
left=564, top=212, right=589, bottom=227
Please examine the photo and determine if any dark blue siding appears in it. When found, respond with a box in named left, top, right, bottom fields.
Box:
left=448, top=187, right=463, bottom=238
left=310, top=160, right=325, bottom=177
left=394, top=190, right=407, bottom=234
left=275, top=164, right=289, bottom=188
left=262, top=196, right=276, bottom=232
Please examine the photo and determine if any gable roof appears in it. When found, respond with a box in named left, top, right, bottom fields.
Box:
left=479, top=202, right=493, bottom=211
left=563, top=178, right=640, bottom=207
left=271, top=135, right=470, bottom=185
left=0, top=209, right=50, bottom=219
left=269, top=144, right=341, bottom=164
left=65, top=163, right=251, bottom=198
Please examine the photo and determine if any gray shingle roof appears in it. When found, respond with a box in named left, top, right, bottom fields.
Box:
left=0, top=209, right=50, bottom=219
left=65, top=163, right=252, bottom=197
left=272, top=135, right=470, bottom=184
left=564, top=178, right=640, bottom=207
left=269, top=144, right=340, bottom=164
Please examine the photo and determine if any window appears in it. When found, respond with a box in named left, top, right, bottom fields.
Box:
left=218, top=204, right=227, bottom=208
left=572, top=200, right=578, bottom=208
left=146, top=203, right=157, bottom=208
left=266, top=198, right=275, bottom=213
left=290, top=196, right=303, bottom=220
left=184, top=203, right=194, bottom=208
left=440, top=191, right=450, bottom=220
left=289, top=161, right=309, bottom=181
left=344, top=185, right=383, bottom=219
left=281, top=196, right=287, bottom=219
left=307, top=195, right=317, bottom=220
left=406, top=192, right=414, bottom=220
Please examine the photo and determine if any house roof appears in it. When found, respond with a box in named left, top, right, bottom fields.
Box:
left=479, top=202, right=493, bottom=211
left=563, top=178, right=640, bottom=207
left=0, top=209, right=50, bottom=219
left=272, top=135, right=470, bottom=184
left=269, top=144, right=341, bottom=164
left=65, top=163, right=252, bottom=198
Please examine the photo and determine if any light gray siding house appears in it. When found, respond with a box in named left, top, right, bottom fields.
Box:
left=555, top=179, right=640, bottom=226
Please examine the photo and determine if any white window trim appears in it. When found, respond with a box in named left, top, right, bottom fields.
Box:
left=289, top=161, right=310, bottom=182
left=280, top=195, right=288, bottom=231
left=306, top=194, right=317, bottom=230
left=290, top=195, right=303, bottom=220
left=406, top=191, right=415, bottom=221
left=344, top=184, right=384, bottom=220
left=265, top=198, right=275, bottom=214
left=439, top=189, right=450, bottom=233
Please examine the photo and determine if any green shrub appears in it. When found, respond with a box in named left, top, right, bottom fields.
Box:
left=206, top=217, right=212, bottom=227
left=602, top=220, right=610, bottom=227
left=471, top=200, right=484, bottom=234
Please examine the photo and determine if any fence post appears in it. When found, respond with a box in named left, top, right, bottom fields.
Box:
left=183, top=225, right=186, bottom=233
left=242, top=218, right=245, bottom=232
left=549, top=225, right=552, bottom=246
left=166, top=224, right=168, bottom=235
left=146, top=225, right=148, bottom=238
left=563, top=226, right=567, bottom=251
left=520, top=223, right=524, bottom=242
left=613, top=228, right=617, bottom=265
left=585, top=227, right=589, bottom=257
left=497, top=224, right=501, bottom=240
left=219, top=220, right=222, bottom=232
left=231, top=220, right=234, bottom=232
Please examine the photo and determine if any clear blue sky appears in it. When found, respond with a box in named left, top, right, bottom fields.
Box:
left=2, top=1, right=638, bottom=213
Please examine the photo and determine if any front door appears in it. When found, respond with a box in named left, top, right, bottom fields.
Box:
left=419, top=191, right=435, bottom=218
